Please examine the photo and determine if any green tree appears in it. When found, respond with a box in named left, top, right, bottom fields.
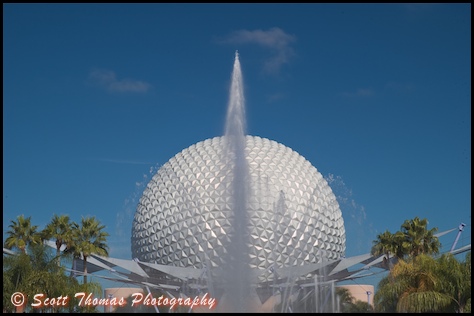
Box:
left=435, top=252, right=471, bottom=313
left=3, top=242, right=103, bottom=313
left=69, top=216, right=109, bottom=284
left=372, top=217, right=460, bottom=313
left=371, top=217, right=440, bottom=264
left=336, top=287, right=355, bottom=313
left=41, top=214, right=75, bottom=266
left=3, top=251, right=33, bottom=312
left=371, top=230, right=397, bottom=269
left=372, top=276, right=399, bottom=312
left=400, top=216, right=440, bottom=258
left=4, top=215, right=41, bottom=254
left=24, top=243, right=72, bottom=313
left=394, top=254, right=452, bottom=312
left=374, top=252, right=471, bottom=313
left=347, top=300, right=374, bottom=313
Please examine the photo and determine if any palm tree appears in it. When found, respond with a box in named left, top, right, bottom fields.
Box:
left=4, top=215, right=41, bottom=253
left=371, top=230, right=405, bottom=269
left=41, top=214, right=74, bottom=266
left=394, top=254, right=452, bottom=312
left=3, top=242, right=103, bottom=313
left=374, top=253, right=470, bottom=312
left=375, top=255, right=434, bottom=312
left=435, top=252, right=471, bottom=313
left=400, top=217, right=440, bottom=258
left=371, top=230, right=394, bottom=264
left=372, top=217, right=440, bottom=265
left=372, top=217, right=455, bottom=312
left=69, top=216, right=109, bottom=284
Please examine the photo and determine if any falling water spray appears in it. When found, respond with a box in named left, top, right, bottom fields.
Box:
left=220, top=50, right=252, bottom=312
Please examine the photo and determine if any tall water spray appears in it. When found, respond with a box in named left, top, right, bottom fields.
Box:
left=220, top=50, right=252, bottom=312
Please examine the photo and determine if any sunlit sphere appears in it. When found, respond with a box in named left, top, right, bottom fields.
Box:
left=131, top=135, right=346, bottom=273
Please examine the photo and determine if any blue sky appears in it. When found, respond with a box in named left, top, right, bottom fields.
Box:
left=3, top=3, right=471, bottom=290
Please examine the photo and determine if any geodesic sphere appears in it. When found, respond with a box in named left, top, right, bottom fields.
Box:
left=131, top=135, right=346, bottom=272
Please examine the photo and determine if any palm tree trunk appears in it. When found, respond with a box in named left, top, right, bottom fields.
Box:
left=56, top=239, right=62, bottom=267
left=56, top=248, right=61, bottom=267
left=83, top=256, right=88, bottom=284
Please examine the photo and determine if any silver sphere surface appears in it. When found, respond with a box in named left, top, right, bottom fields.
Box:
left=131, top=135, right=346, bottom=276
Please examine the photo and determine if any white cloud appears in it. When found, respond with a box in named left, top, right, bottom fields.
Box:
left=221, top=27, right=296, bottom=74
left=89, top=69, right=151, bottom=93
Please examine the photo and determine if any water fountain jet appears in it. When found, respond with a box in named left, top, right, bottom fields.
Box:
left=219, top=50, right=253, bottom=312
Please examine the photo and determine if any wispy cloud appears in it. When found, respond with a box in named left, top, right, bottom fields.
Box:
left=89, top=69, right=151, bottom=93
left=342, top=82, right=413, bottom=99
left=402, top=3, right=438, bottom=13
left=266, top=92, right=285, bottom=103
left=220, top=27, right=296, bottom=74
left=342, top=88, right=375, bottom=98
